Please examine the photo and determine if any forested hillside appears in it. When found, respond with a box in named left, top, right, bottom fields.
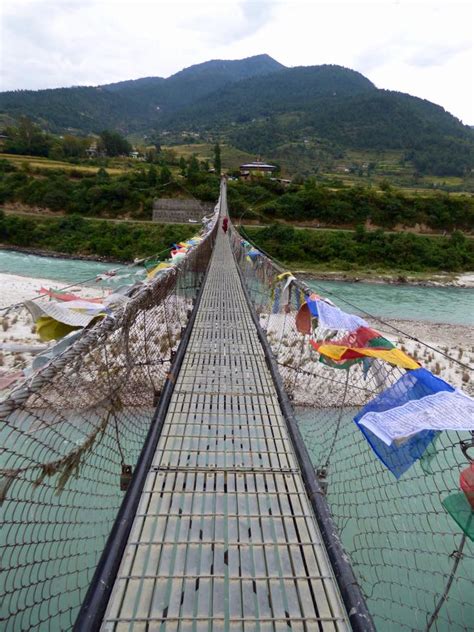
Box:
left=1, top=55, right=473, bottom=176
left=0, top=55, right=283, bottom=133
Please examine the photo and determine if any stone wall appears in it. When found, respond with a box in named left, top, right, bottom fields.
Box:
left=152, top=198, right=214, bottom=223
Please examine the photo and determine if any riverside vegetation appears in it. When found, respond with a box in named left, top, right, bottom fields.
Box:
left=0, top=213, right=196, bottom=261
left=242, top=224, right=474, bottom=274
left=0, top=152, right=473, bottom=271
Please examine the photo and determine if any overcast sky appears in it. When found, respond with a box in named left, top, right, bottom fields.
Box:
left=1, top=0, right=473, bottom=124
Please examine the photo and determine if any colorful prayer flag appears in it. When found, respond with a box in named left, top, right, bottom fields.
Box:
left=353, top=368, right=455, bottom=477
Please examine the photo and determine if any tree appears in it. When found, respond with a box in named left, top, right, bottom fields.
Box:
left=96, top=167, right=110, bottom=182
left=213, top=142, right=221, bottom=176
left=160, top=165, right=172, bottom=185
left=4, top=117, right=51, bottom=157
left=187, top=155, right=200, bottom=183
left=148, top=165, right=158, bottom=186
left=62, top=135, right=89, bottom=158
left=98, top=130, right=132, bottom=157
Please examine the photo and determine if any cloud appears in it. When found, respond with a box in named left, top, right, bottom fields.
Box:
left=239, top=0, right=275, bottom=37
left=354, top=44, right=402, bottom=74
left=180, top=0, right=277, bottom=45
left=405, top=41, right=472, bottom=67
left=0, top=0, right=472, bottom=123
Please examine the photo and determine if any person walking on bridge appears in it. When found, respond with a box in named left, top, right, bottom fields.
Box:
left=222, top=217, right=228, bottom=234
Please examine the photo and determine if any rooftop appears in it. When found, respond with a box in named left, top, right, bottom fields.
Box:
left=240, top=161, right=277, bottom=170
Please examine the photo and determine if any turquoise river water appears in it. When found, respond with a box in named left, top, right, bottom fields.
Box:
left=307, top=278, right=474, bottom=326
left=1, top=249, right=474, bottom=324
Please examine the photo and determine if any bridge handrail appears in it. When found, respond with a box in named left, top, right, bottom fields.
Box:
left=0, top=202, right=219, bottom=631
left=229, top=222, right=474, bottom=632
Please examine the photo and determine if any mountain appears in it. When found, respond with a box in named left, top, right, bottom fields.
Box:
left=0, top=55, right=472, bottom=176
left=0, top=54, right=285, bottom=133
left=159, top=65, right=376, bottom=131
left=155, top=64, right=473, bottom=176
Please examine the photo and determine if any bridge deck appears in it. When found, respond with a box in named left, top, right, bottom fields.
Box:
left=101, top=226, right=350, bottom=631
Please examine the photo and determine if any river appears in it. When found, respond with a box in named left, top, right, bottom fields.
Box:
left=307, top=278, right=474, bottom=325
left=0, top=249, right=130, bottom=285
left=2, top=249, right=473, bottom=325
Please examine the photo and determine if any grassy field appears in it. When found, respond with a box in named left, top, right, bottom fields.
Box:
left=242, top=223, right=474, bottom=240
left=163, top=143, right=255, bottom=171
left=162, top=143, right=474, bottom=195
left=0, top=153, right=130, bottom=175
left=2, top=144, right=472, bottom=196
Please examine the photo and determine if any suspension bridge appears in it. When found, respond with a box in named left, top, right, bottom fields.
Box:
left=1, top=181, right=472, bottom=631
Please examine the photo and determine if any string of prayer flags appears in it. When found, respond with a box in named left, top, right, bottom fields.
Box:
left=353, top=368, right=460, bottom=477
left=34, top=317, right=82, bottom=342
left=305, top=293, right=336, bottom=317
left=306, top=294, right=320, bottom=317
left=38, top=288, right=104, bottom=303
left=274, top=272, right=295, bottom=309
left=272, top=286, right=281, bottom=314
left=25, top=300, right=107, bottom=341
left=147, top=262, right=172, bottom=279
left=311, top=326, right=420, bottom=370
left=247, top=247, right=261, bottom=260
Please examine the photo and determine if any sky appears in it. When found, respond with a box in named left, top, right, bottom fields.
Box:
left=1, top=0, right=473, bottom=124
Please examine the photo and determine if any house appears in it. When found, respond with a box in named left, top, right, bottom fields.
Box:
left=239, top=161, right=277, bottom=180
left=86, top=143, right=102, bottom=158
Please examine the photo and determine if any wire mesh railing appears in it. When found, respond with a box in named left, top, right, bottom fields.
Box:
left=230, top=225, right=474, bottom=632
left=0, top=212, right=218, bottom=631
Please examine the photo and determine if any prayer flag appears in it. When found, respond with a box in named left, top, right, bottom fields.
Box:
left=353, top=368, right=455, bottom=477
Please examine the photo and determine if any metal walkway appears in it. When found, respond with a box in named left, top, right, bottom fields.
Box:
left=101, top=222, right=350, bottom=631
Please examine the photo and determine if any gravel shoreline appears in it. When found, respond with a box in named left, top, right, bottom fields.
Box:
left=297, top=270, right=474, bottom=288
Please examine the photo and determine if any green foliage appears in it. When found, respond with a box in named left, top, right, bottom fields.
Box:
left=2, top=118, right=92, bottom=161
left=243, top=224, right=474, bottom=272
left=98, top=130, right=132, bottom=157
left=0, top=213, right=197, bottom=261
left=159, top=67, right=474, bottom=177
left=159, top=165, right=172, bottom=185
left=228, top=180, right=474, bottom=232
left=0, top=55, right=283, bottom=134
left=0, top=157, right=220, bottom=219
left=213, top=143, right=222, bottom=176
left=3, top=117, right=52, bottom=157
left=186, top=154, right=200, bottom=184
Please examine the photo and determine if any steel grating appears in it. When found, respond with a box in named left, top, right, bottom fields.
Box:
left=101, top=223, right=350, bottom=631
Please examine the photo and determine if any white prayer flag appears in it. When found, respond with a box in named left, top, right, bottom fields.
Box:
left=316, top=299, right=368, bottom=332
left=358, top=390, right=474, bottom=446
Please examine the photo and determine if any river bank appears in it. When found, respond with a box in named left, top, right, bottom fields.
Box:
left=0, top=273, right=107, bottom=384
left=1, top=248, right=473, bottom=395
left=296, top=268, right=474, bottom=288
left=367, top=316, right=474, bottom=397
left=0, top=243, right=124, bottom=264
left=2, top=270, right=473, bottom=394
